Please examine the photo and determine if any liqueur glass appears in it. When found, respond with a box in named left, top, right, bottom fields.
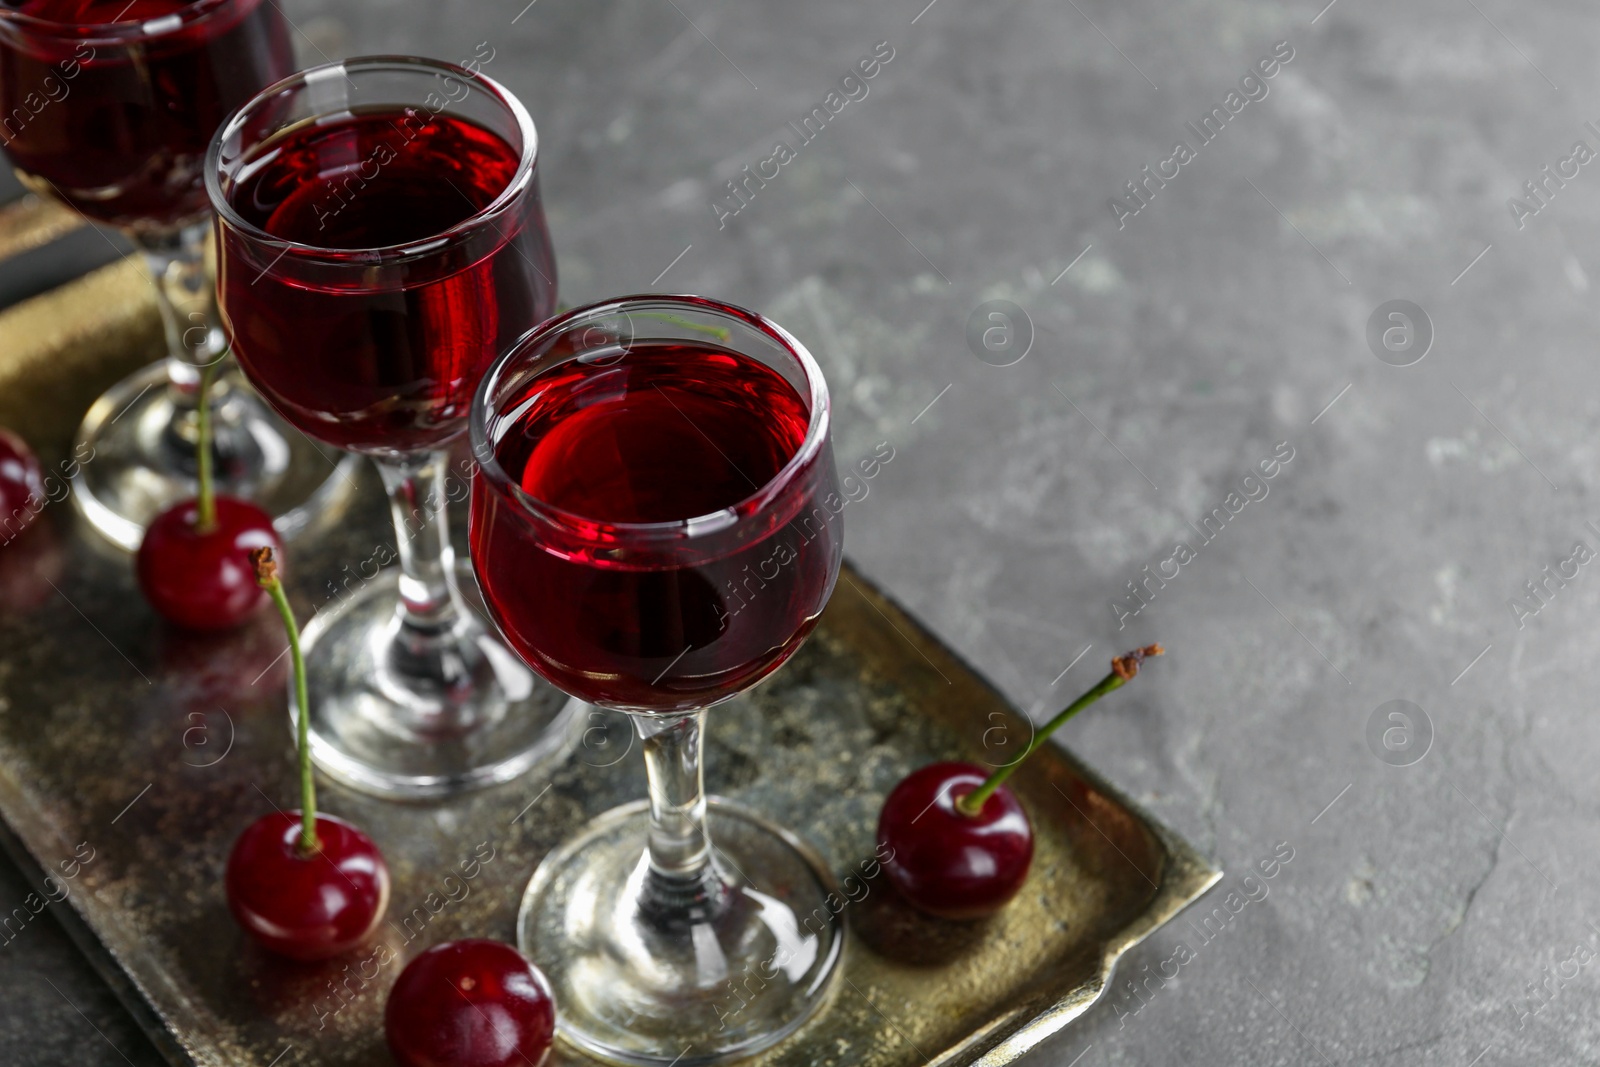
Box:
left=0, top=0, right=352, bottom=549
left=470, top=296, right=845, bottom=1065
left=206, top=56, right=573, bottom=797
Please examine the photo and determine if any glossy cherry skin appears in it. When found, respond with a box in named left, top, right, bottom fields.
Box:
left=0, top=428, right=45, bottom=543
left=877, top=761, right=1035, bottom=920
left=136, top=496, right=279, bottom=630
left=225, top=811, right=390, bottom=961
left=386, top=939, right=556, bottom=1067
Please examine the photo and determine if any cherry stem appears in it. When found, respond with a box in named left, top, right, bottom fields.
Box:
left=252, top=548, right=318, bottom=855
left=957, top=644, right=1163, bottom=816
left=194, top=355, right=220, bottom=534
left=631, top=311, right=731, bottom=342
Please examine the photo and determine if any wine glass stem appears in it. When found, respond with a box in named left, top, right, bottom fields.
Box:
left=636, top=710, right=727, bottom=926
left=374, top=450, right=465, bottom=636
left=133, top=220, right=226, bottom=408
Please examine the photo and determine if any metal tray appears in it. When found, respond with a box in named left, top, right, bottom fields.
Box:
left=0, top=251, right=1221, bottom=1067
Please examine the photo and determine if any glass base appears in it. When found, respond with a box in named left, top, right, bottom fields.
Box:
left=518, top=799, right=843, bottom=1066
left=297, top=559, right=581, bottom=798
left=70, top=360, right=359, bottom=550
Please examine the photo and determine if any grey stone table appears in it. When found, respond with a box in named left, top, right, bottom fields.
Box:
left=4, top=0, right=1597, bottom=1062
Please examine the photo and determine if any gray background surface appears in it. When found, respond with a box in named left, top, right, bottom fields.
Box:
left=3, top=0, right=1597, bottom=1063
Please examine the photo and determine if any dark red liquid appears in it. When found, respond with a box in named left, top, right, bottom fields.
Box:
left=470, top=341, right=841, bottom=712
left=217, top=109, right=557, bottom=452
left=0, top=0, right=293, bottom=231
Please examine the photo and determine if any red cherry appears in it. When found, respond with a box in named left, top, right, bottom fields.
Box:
left=385, top=939, right=556, bottom=1067
left=225, top=810, right=390, bottom=961
left=136, top=496, right=279, bottom=630
left=0, top=428, right=45, bottom=544
left=876, top=761, right=1034, bottom=920
left=0, top=513, right=62, bottom=618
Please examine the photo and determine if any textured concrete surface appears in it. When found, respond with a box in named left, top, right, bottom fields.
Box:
left=6, top=0, right=1600, bottom=1063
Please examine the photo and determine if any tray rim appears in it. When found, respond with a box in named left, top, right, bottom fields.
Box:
left=0, top=798, right=194, bottom=1066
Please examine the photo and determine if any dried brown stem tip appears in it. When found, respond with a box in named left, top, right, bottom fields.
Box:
left=250, top=546, right=279, bottom=587
left=1112, top=643, right=1164, bottom=680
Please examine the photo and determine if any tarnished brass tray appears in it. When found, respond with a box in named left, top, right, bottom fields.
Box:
left=0, top=247, right=1220, bottom=1067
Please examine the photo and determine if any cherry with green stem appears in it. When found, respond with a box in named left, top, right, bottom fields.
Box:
left=225, top=547, right=390, bottom=961
left=876, top=644, right=1163, bottom=920
left=136, top=354, right=279, bottom=630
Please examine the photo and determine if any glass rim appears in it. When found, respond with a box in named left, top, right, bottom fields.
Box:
left=203, top=54, right=539, bottom=265
left=470, top=294, right=833, bottom=544
left=0, top=0, right=241, bottom=41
